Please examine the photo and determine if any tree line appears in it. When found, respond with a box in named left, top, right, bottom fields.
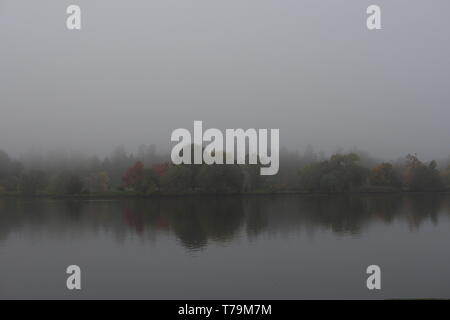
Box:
left=1, top=145, right=450, bottom=196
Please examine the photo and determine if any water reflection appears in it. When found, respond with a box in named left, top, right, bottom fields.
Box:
left=0, top=194, right=448, bottom=250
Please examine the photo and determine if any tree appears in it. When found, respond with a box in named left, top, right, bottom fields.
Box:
left=0, top=150, right=23, bottom=190
left=64, top=173, right=84, bottom=194
left=403, top=154, right=443, bottom=191
left=369, top=163, right=401, bottom=187
left=52, top=171, right=84, bottom=194
left=0, top=150, right=12, bottom=179
left=122, top=161, right=145, bottom=191
left=152, top=163, right=169, bottom=177
left=0, top=176, right=19, bottom=192
left=122, top=162, right=169, bottom=194
left=195, top=164, right=244, bottom=194
left=88, top=171, right=110, bottom=192
left=142, top=168, right=159, bottom=194
left=442, top=165, right=450, bottom=188
left=299, top=153, right=368, bottom=192
left=97, top=172, right=110, bottom=192
left=19, top=170, right=48, bottom=195
left=160, top=165, right=193, bottom=194
left=109, top=145, right=134, bottom=187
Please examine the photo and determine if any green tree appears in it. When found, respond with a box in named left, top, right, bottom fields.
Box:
left=160, top=165, right=193, bottom=194
left=299, top=153, right=368, bottom=192
left=195, top=164, right=244, bottom=194
left=369, top=163, right=401, bottom=187
left=442, top=164, right=450, bottom=188
left=19, top=170, right=48, bottom=195
left=53, top=172, right=84, bottom=195
left=88, top=171, right=110, bottom=192
left=65, top=174, right=84, bottom=194
left=0, top=150, right=23, bottom=192
left=0, top=176, right=19, bottom=192
left=140, top=168, right=159, bottom=194
left=403, top=154, right=443, bottom=191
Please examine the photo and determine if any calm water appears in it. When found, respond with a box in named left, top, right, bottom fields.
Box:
left=0, top=194, right=449, bottom=299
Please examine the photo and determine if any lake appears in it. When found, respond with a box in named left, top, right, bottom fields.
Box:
left=0, top=194, right=449, bottom=299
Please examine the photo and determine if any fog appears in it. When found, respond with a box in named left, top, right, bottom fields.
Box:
left=1, top=0, right=449, bottom=161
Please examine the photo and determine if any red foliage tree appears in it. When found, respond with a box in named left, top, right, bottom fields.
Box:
left=122, top=161, right=144, bottom=189
left=152, top=163, right=169, bottom=177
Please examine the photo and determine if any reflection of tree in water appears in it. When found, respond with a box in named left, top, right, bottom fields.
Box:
left=296, top=195, right=403, bottom=235
left=0, top=194, right=449, bottom=249
left=403, top=194, right=441, bottom=229
left=124, top=208, right=145, bottom=233
left=243, top=194, right=444, bottom=238
left=245, top=197, right=270, bottom=238
left=157, top=197, right=246, bottom=250
left=120, top=197, right=246, bottom=249
left=64, top=200, right=83, bottom=221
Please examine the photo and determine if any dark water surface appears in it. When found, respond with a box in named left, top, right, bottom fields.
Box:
left=0, top=194, right=449, bottom=299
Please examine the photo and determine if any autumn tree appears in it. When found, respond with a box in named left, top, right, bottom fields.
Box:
left=88, top=171, right=110, bottom=192
left=403, top=154, right=443, bottom=191
left=122, top=161, right=145, bottom=192
left=152, top=163, right=169, bottom=179
left=369, top=163, right=401, bottom=188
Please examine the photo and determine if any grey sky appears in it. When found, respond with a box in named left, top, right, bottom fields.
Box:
left=1, top=0, right=449, bottom=160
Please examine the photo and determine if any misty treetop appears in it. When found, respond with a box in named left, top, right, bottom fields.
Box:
left=0, top=146, right=450, bottom=196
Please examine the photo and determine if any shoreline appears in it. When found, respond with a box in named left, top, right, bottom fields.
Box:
left=1, top=189, right=450, bottom=200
